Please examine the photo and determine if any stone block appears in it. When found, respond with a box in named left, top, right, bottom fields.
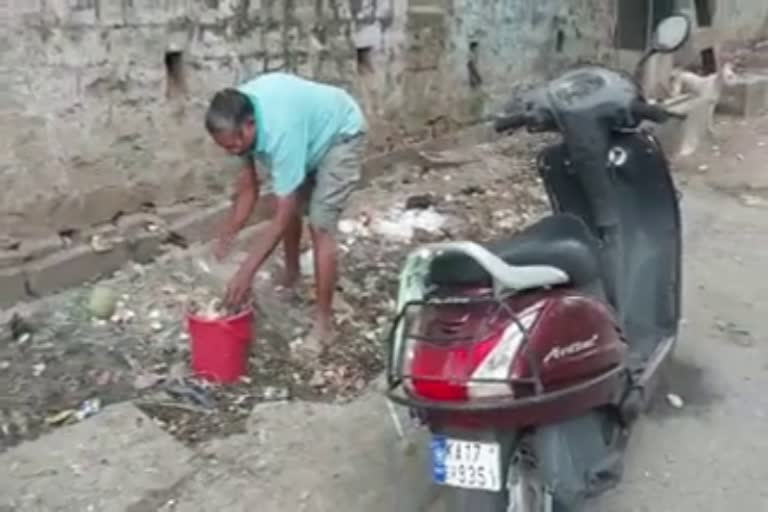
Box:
left=25, top=242, right=129, bottom=296
left=719, top=74, right=768, bottom=118
left=0, top=403, right=196, bottom=511
left=180, top=393, right=436, bottom=512
left=0, top=236, right=64, bottom=270
left=0, top=268, right=28, bottom=309
left=19, top=236, right=67, bottom=262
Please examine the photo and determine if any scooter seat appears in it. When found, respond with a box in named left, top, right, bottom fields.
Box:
left=428, top=214, right=601, bottom=287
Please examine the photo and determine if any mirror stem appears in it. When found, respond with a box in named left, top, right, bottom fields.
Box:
left=633, top=49, right=654, bottom=89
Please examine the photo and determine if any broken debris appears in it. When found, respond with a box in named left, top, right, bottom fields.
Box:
left=666, top=393, right=685, bottom=409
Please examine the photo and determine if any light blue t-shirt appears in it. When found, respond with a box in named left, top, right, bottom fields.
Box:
left=237, top=73, right=366, bottom=197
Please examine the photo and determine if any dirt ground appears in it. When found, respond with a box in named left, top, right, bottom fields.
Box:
left=0, top=135, right=553, bottom=452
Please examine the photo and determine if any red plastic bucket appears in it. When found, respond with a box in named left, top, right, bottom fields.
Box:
left=186, top=308, right=254, bottom=384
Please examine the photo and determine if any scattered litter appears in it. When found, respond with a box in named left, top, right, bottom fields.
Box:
left=261, top=386, right=291, bottom=401
left=32, top=363, right=46, bottom=377
left=715, top=319, right=754, bottom=347
left=300, top=250, right=314, bottom=277
left=46, top=409, right=75, bottom=426
left=740, top=194, right=768, bottom=208
left=195, top=259, right=212, bottom=274
left=309, top=370, right=326, bottom=388
left=133, top=372, right=165, bottom=390
left=89, top=235, right=115, bottom=253
left=371, top=207, right=448, bottom=242
left=95, top=370, right=113, bottom=386
left=405, top=194, right=436, bottom=210
left=666, top=393, right=685, bottom=409
left=9, top=313, right=33, bottom=340
left=17, top=332, right=31, bottom=344
left=75, top=398, right=102, bottom=421
left=460, top=185, right=485, bottom=196
left=0, top=137, right=549, bottom=449
left=110, top=305, right=136, bottom=324
left=168, top=361, right=188, bottom=381
left=88, top=286, right=118, bottom=319
left=697, top=164, right=709, bottom=172
left=166, top=381, right=216, bottom=409
left=338, top=219, right=358, bottom=235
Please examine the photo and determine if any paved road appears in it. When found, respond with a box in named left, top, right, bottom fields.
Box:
left=591, top=183, right=768, bottom=511
left=3, top=153, right=768, bottom=511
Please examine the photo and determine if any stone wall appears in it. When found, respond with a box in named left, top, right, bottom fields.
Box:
left=394, top=0, right=618, bottom=135
left=0, top=0, right=374, bottom=239
left=0, top=0, right=625, bottom=242
left=714, top=0, right=768, bottom=44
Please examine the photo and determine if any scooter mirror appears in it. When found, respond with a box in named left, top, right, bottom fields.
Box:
left=651, top=15, right=691, bottom=53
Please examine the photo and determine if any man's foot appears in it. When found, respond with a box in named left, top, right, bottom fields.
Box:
left=272, top=267, right=301, bottom=302
left=293, top=320, right=338, bottom=359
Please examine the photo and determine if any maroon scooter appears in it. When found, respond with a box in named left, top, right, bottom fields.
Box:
left=385, top=15, right=691, bottom=512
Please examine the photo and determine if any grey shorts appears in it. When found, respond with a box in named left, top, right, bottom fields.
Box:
left=300, top=133, right=366, bottom=233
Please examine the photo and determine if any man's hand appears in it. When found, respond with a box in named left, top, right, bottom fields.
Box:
left=224, top=260, right=258, bottom=308
left=224, top=193, right=301, bottom=308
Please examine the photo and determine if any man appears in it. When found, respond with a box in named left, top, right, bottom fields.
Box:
left=205, top=72, right=367, bottom=351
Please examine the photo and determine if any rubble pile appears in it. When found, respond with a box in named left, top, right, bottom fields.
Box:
left=0, top=137, right=550, bottom=449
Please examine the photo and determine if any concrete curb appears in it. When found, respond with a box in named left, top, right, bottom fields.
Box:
left=0, top=122, right=498, bottom=310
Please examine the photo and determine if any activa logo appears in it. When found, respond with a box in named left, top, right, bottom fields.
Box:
left=542, top=335, right=599, bottom=365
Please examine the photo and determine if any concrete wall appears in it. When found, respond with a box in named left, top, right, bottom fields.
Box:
left=0, top=0, right=624, bottom=242
left=715, top=0, right=768, bottom=43
left=2, top=0, right=767, bottom=242
left=0, top=0, right=380, bottom=239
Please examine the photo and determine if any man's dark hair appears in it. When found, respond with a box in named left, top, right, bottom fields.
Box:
left=205, top=88, right=254, bottom=134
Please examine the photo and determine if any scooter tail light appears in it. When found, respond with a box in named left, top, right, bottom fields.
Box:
left=404, top=301, right=544, bottom=402
left=467, top=303, right=543, bottom=399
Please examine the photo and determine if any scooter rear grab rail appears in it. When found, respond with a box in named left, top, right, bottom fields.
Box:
left=384, top=294, right=627, bottom=414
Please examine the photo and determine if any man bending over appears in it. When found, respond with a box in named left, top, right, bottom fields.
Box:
left=205, top=72, right=367, bottom=352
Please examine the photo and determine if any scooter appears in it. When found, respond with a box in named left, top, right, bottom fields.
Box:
left=385, top=14, right=692, bottom=512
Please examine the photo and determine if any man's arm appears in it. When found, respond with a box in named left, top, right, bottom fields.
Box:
left=214, top=159, right=259, bottom=259
left=223, top=137, right=307, bottom=306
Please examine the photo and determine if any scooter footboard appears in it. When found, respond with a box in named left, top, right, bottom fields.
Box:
left=530, top=409, right=627, bottom=510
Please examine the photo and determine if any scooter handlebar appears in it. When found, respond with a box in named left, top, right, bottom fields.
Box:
left=493, top=98, right=686, bottom=135
left=631, top=100, right=687, bottom=124
left=493, top=112, right=529, bottom=133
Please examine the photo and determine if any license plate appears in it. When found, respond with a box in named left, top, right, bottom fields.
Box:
left=431, top=436, right=502, bottom=491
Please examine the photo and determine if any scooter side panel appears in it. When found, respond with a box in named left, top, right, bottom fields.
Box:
left=513, top=291, right=627, bottom=388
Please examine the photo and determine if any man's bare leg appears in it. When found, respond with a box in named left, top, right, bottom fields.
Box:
left=281, top=212, right=302, bottom=288
left=308, top=225, right=337, bottom=343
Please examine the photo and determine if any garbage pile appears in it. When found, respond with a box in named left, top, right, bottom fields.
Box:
left=0, top=137, right=551, bottom=449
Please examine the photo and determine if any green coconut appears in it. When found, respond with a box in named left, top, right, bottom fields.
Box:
left=88, top=285, right=118, bottom=319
